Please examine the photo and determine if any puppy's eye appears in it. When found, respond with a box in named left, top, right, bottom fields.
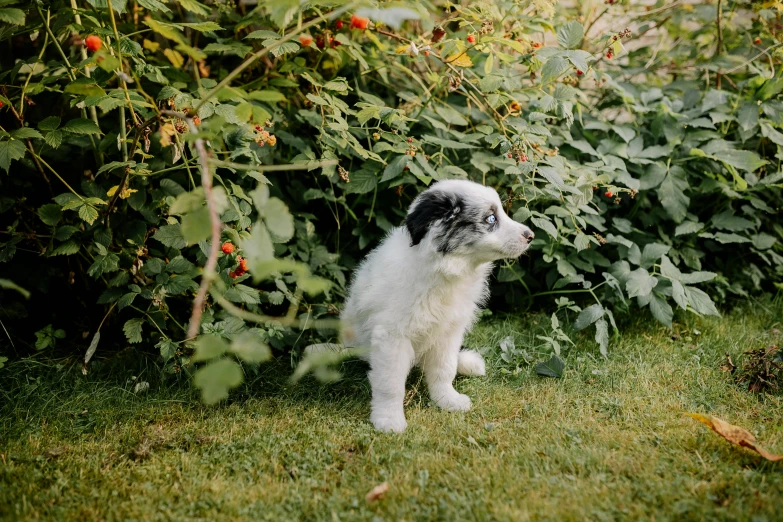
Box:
left=486, top=214, right=496, bottom=224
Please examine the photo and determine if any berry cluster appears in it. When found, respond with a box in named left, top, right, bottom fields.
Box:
left=404, top=137, right=417, bottom=157
left=229, top=256, right=249, bottom=279
left=254, top=123, right=276, bottom=147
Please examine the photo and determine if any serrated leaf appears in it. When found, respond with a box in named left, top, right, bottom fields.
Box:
left=153, top=224, right=187, bottom=249
left=557, top=21, right=584, bottom=49
left=181, top=208, right=212, bottom=245
left=684, top=286, right=720, bottom=317
left=535, top=355, right=565, bottom=378
left=11, top=128, right=43, bottom=140
left=38, top=116, right=61, bottom=132
left=0, top=7, right=24, bottom=25
left=0, top=140, right=26, bottom=173
left=658, top=166, right=690, bottom=223
left=648, top=293, right=673, bottom=328
left=62, top=118, right=102, bottom=136
left=38, top=204, right=62, bottom=226
left=575, top=304, right=604, bottom=330
left=77, top=204, right=99, bottom=225
left=626, top=268, right=658, bottom=298
left=123, top=318, right=144, bottom=344
left=193, top=358, right=243, bottom=404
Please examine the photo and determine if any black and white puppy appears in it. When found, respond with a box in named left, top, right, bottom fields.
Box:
left=341, top=179, right=534, bottom=432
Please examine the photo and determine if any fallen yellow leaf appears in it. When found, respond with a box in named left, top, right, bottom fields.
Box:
left=688, top=413, right=783, bottom=462
left=446, top=52, right=473, bottom=68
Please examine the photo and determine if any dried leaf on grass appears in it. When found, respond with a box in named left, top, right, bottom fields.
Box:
left=687, top=413, right=783, bottom=462
left=365, top=481, right=389, bottom=503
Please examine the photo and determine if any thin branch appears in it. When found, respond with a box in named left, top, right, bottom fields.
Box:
left=211, top=292, right=340, bottom=330
left=716, top=0, right=723, bottom=89
left=211, top=159, right=339, bottom=172
left=161, top=110, right=221, bottom=340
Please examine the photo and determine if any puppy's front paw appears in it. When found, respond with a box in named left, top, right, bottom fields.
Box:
left=371, top=410, right=407, bottom=433
left=435, top=391, right=472, bottom=412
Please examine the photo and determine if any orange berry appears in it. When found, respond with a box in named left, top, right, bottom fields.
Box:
left=239, top=256, right=248, bottom=272
left=229, top=271, right=238, bottom=279
left=467, top=34, right=476, bottom=44
left=423, top=50, right=430, bottom=57
left=532, top=42, right=541, bottom=49
left=85, top=35, right=102, bottom=52
left=299, top=34, right=313, bottom=47
left=350, top=14, right=369, bottom=30
left=221, top=242, right=234, bottom=255
left=605, top=191, right=613, bottom=198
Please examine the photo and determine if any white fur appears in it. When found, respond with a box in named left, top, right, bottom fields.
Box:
left=341, top=179, right=533, bottom=432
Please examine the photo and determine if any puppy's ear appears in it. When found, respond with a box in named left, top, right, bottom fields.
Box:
left=405, top=191, right=460, bottom=246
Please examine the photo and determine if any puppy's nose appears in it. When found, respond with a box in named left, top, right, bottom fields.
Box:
left=522, top=229, right=534, bottom=243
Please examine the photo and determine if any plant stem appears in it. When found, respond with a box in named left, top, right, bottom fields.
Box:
left=161, top=111, right=221, bottom=340
left=20, top=10, right=50, bottom=117
left=70, top=0, right=102, bottom=134
left=32, top=153, right=85, bottom=201
left=106, top=0, right=140, bottom=126
left=716, top=0, right=723, bottom=89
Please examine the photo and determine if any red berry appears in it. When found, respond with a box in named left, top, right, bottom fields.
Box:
left=606, top=51, right=613, bottom=59
left=0, top=101, right=3, bottom=108
left=521, top=155, right=528, bottom=162
left=407, top=137, right=413, bottom=143
left=532, top=42, right=541, bottom=49
left=754, top=37, right=762, bottom=45
left=335, top=20, right=344, bottom=30
left=507, top=153, right=513, bottom=158
left=423, top=50, right=430, bottom=57
left=299, top=34, right=313, bottom=47
left=315, top=35, right=325, bottom=49
left=467, top=34, right=476, bottom=44
left=85, top=35, right=102, bottom=52
left=576, top=70, right=583, bottom=76
left=229, top=271, right=238, bottom=279
left=605, top=191, right=613, bottom=198
left=221, top=242, right=234, bottom=255
left=592, top=186, right=598, bottom=191
left=239, top=257, right=249, bottom=272
left=403, top=166, right=409, bottom=171
left=350, top=14, right=369, bottom=30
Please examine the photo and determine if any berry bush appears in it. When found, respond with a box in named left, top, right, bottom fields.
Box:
left=0, top=0, right=781, bottom=401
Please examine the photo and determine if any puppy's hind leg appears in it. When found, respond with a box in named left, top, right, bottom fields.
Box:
left=422, top=334, right=472, bottom=412
left=368, top=327, right=415, bottom=433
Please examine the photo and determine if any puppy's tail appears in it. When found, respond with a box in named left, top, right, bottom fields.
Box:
left=457, top=349, right=486, bottom=376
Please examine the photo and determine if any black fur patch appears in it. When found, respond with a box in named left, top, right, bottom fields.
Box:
left=405, top=191, right=463, bottom=247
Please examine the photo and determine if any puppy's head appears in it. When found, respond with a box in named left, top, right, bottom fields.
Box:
left=404, top=180, right=534, bottom=262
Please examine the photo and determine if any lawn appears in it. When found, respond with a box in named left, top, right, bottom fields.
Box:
left=2, top=301, right=782, bottom=521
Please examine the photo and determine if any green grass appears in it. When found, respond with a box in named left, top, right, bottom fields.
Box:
left=2, top=301, right=783, bottom=521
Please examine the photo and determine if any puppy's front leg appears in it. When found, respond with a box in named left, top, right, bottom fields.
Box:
left=422, top=334, right=471, bottom=412
left=368, top=328, right=415, bottom=433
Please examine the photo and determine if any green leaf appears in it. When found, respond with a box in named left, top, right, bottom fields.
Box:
left=263, top=197, right=295, bottom=241
left=711, top=210, right=754, bottom=231
left=51, top=241, right=80, bottom=256
left=181, top=207, right=212, bottom=245
left=38, top=204, right=62, bottom=226
left=38, top=116, right=61, bottom=132
left=712, top=150, right=766, bottom=173
left=248, top=90, right=286, bottom=103
left=224, top=284, right=261, bottom=304
left=344, top=170, right=378, bottom=195
left=229, top=331, right=271, bottom=363
left=648, top=293, right=673, bottom=328
left=535, top=355, right=565, bottom=378
left=658, top=166, right=690, bottom=223
left=87, top=253, right=119, bottom=278
left=193, top=358, right=243, bottom=404
left=77, top=204, right=99, bottom=225
left=684, top=287, right=720, bottom=317
left=574, top=304, right=604, bottom=330
left=0, top=140, right=26, bottom=173
left=0, top=278, right=30, bottom=299
left=556, top=21, right=584, bottom=49
left=65, top=81, right=107, bottom=97
left=434, top=105, right=469, bottom=126
left=123, top=318, right=144, bottom=344
left=11, top=128, right=43, bottom=140
left=192, top=335, right=229, bottom=362
left=153, top=224, right=188, bottom=249
left=422, top=135, right=477, bottom=149
left=674, top=221, right=703, bottom=236
left=175, top=0, right=209, bottom=16
left=138, top=0, right=171, bottom=12
left=157, top=338, right=178, bottom=362
left=626, top=268, right=658, bottom=298
left=541, top=56, right=570, bottom=84
left=62, top=118, right=102, bottom=136
left=0, top=7, right=25, bottom=25
left=45, top=131, right=63, bottom=149
left=738, top=102, right=759, bottom=132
